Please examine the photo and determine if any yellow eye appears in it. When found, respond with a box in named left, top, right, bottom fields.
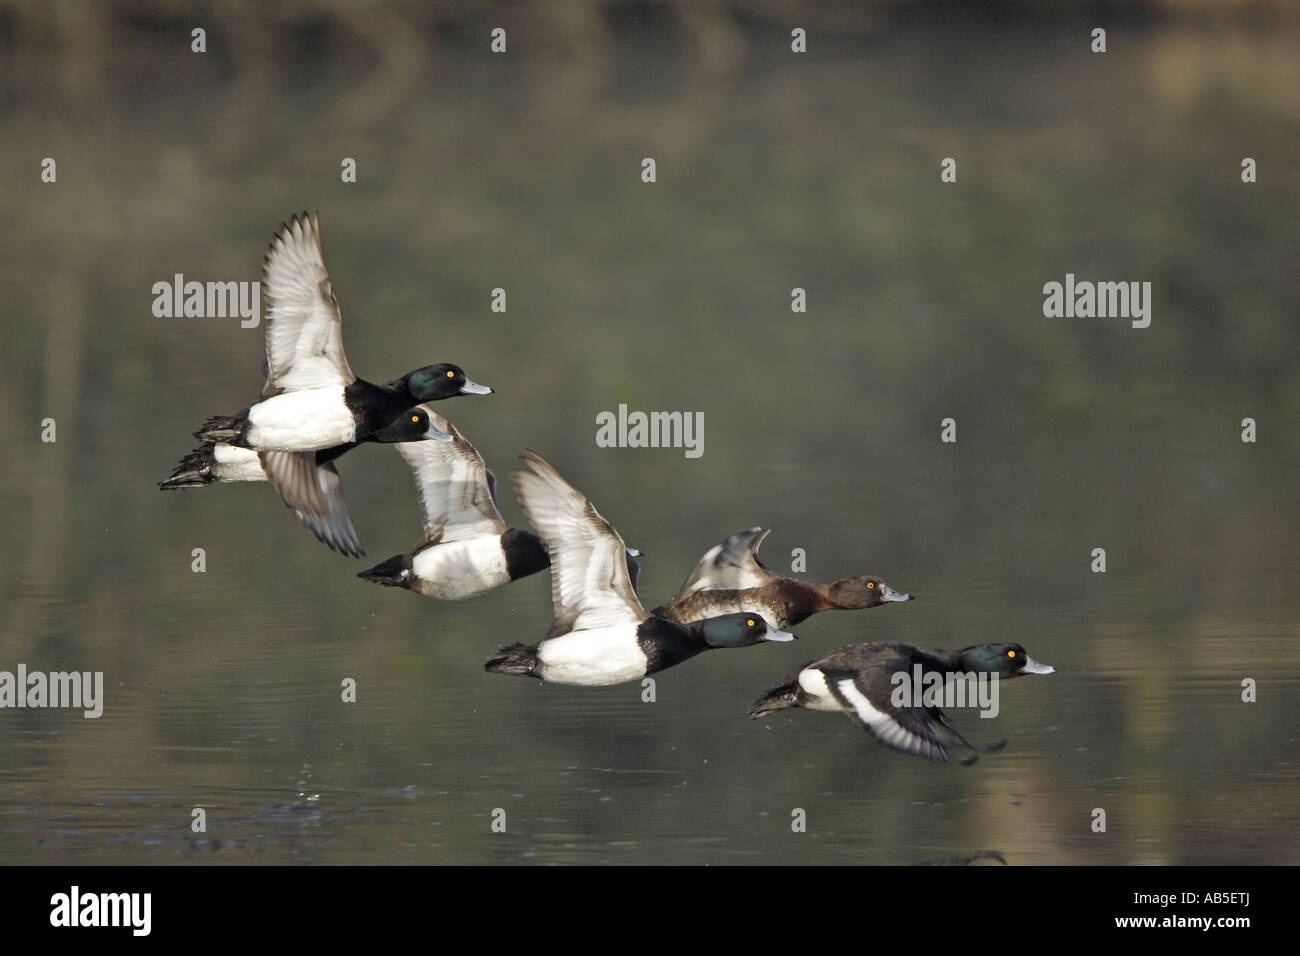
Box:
left=1008, top=650, right=1016, bottom=658
left=411, top=415, right=420, bottom=423
left=746, top=619, right=755, bottom=627
left=446, top=370, right=455, bottom=378
left=867, top=582, right=875, bottom=589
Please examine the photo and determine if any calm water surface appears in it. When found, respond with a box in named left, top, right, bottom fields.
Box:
left=1, top=3, right=1298, bottom=864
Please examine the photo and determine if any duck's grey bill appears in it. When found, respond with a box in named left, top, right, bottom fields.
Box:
left=460, top=379, right=494, bottom=395
left=882, top=586, right=913, bottom=602
left=764, top=628, right=797, bottom=643
left=625, top=547, right=644, bottom=558
left=1022, top=656, right=1056, bottom=675
left=425, top=422, right=455, bottom=442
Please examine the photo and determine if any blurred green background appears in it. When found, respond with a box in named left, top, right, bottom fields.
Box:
left=1, top=0, right=1298, bottom=864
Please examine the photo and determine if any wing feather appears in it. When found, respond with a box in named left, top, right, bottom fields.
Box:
left=672, top=527, right=772, bottom=601
left=395, top=406, right=507, bottom=546
left=823, top=672, right=963, bottom=764
left=511, top=450, right=645, bottom=638
left=260, top=451, right=364, bottom=557
left=262, top=212, right=355, bottom=391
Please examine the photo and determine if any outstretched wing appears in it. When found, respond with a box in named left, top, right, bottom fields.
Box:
left=822, top=670, right=987, bottom=765
left=260, top=451, right=364, bottom=557
left=512, top=450, right=645, bottom=639
left=262, top=212, right=356, bottom=392
left=672, top=527, right=772, bottom=600
left=396, top=406, right=506, bottom=546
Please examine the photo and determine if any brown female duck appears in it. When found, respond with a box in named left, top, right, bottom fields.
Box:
left=653, top=527, right=913, bottom=630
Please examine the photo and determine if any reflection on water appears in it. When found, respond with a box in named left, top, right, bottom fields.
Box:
left=1, top=2, right=1299, bottom=865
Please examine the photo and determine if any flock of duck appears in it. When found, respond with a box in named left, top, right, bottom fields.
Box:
left=161, top=212, right=1056, bottom=765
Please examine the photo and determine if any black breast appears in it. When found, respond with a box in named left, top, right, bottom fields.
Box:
left=316, top=440, right=360, bottom=465
left=344, top=379, right=407, bottom=431
left=637, top=617, right=708, bottom=675
left=501, top=528, right=550, bottom=581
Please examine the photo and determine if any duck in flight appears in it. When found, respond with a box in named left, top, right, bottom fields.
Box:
left=655, top=527, right=912, bottom=630
left=177, top=212, right=493, bottom=554
left=356, top=408, right=642, bottom=599
left=485, top=452, right=794, bottom=687
left=159, top=407, right=452, bottom=557
left=194, top=213, right=492, bottom=454
left=749, top=641, right=1056, bottom=764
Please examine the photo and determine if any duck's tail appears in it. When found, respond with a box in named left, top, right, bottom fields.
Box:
left=484, top=643, right=541, bottom=679
left=159, top=442, right=266, bottom=489
left=749, top=680, right=800, bottom=718
left=194, top=413, right=246, bottom=443
left=158, top=445, right=218, bottom=489
left=357, top=553, right=413, bottom=589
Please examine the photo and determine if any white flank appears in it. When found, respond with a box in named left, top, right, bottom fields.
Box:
left=410, top=537, right=510, bottom=600
left=797, top=668, right=841, bottom=711
left=536, top=627, right=648, bottom=686
left=244, top=387, right=354, bottom=450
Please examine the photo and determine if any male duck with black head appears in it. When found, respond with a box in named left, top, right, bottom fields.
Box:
left=356, top=410, right=643, bottom=599
left=485, top=452, right=794, bottom=686
left=159, top=407, right=453, bottom=558
left=190, top=213, right=493, bottom=542
left=655, top=527, right=913, bottom=630
left=750, top=641, right=1056, bottom=764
